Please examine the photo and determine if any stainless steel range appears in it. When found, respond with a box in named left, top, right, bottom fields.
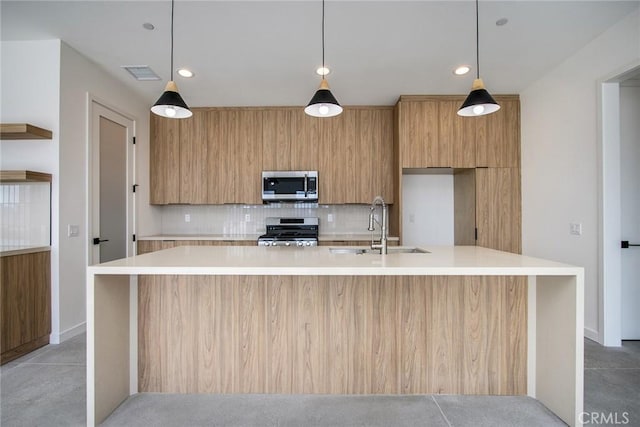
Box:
left=257, top=217, right=319, bottom=247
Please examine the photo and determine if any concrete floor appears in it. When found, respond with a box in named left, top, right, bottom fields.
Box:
left=1, top=335, right=638, bottom=426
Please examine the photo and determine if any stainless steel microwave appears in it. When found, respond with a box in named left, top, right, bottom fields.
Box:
left=262, top=171, right=318, bottom=203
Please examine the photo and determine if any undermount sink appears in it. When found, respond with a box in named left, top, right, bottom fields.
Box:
left=329, top=247, right=429, bottom=255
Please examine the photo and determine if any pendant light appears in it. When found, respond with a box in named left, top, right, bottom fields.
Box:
left=458, top=0, right=500, bottom=117
left=151, top=0, right=192, bottom=119
left=305, top=0, right=342, bottom=118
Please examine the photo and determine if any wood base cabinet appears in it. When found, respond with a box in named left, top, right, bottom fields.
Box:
left=1, top=250, right=51, bottom=364
left=137, top=240, right=255, bottom=255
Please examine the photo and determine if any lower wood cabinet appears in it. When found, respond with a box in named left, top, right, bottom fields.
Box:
left=318, top=240, right=399, bottom=247
left=1, top=250, right=51, bottom=364
left=137, top=239, right=255, bottom=255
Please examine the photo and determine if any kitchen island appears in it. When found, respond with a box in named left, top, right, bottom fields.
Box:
left=87, top=245, right=584, bottom=426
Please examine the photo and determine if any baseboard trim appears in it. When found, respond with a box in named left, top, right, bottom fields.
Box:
left=51, top=321, right=86, bottom=344
left=584, top=327, right=600, bottom=343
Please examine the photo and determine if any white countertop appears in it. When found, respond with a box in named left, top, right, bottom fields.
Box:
left=88, top=245, right=582, bottom=277
left=0, top=245, right=50, bottom=257
left=138, top=234, right=399, bottom=242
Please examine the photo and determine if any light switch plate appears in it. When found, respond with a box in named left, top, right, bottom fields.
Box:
left=245, top=214, right=251, bottom=222
left=68, top=224, right=79, bottom=237
left=184, top=214, right=191, bottom=223
left=570, top=222, right=582, bottom=236
left=409, top=213, right=415, bottom=223
left=327, top=214, right=334, bottom=223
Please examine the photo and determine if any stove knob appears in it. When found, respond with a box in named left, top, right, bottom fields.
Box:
left=297, top=241, right=303, bottom=247
left=306, top=241, right=311, bottom=246
left=264, top=241, right=270, bottom=246
left=285, top=242, right=291, bottom=246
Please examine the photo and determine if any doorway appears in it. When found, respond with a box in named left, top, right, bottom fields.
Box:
left=600, top=64, right=640, bottom=346
left=88, top=100, right=135, bottom=265
left=620, top=76, right=640, bottom=339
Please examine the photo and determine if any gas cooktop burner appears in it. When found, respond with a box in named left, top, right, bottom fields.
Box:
left=258, top=217, right=319, bottom=247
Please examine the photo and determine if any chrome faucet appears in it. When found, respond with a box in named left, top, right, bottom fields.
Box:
left=368, top=196, right=388, bottom=254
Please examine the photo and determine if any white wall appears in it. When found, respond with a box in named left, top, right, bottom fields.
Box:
left=520, top=9, right=640, bottom=341
left=58, top=42, right=156, bottom=340
left=402, top=174, right=454, bottom=246
left=0, top=39, right=62, bottom=341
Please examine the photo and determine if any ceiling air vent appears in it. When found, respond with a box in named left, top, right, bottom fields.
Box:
left=121, top=65, right=160, bottom=81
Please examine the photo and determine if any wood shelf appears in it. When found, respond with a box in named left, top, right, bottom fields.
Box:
left=0, top=123, right=52, bottom=140
left=0, top=170, right=52, bottom=182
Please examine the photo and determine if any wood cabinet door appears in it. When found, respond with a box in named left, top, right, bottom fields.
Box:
left=440, top=100, right=476, bottom=168
left=150, top=114, right=180, bottom=204
left=475, top=168, right=521, bottom=253
left=398, top=101, right=444, bottom=168
left=355, top=108, right=394, bottom=203
left=179, top=109, right=208, bottom=204
left=207, top=109, right=262, bottom=204
left=476, top=98, right=520, bottom=168
left=291, top=109, right=320, bottom=171
left=319, top=109, right=357, bottom=204
left=234, top=110, right=263, bottom=204
left=262, top=109, right=293, bottom=171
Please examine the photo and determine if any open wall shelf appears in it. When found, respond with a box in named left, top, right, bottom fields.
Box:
left=0, top=123, right=52, bottom=140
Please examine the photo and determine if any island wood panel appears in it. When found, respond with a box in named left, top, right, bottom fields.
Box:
left=429, top=276, right=465, bottom=393
left=262, top=109, right=292, bottom=171
left=1, top=250, right=51, bottom=364
left=439, top=100, right=476, bottom=168
left=476, top=168, right=522, bottom=254
left=398, top=100, right=443, bottom=168
left=179, top=110, right=208, bottom=204
left=149, top=114, right=180, bottom=204
left=138, top=275, right=526, bottom=395
left=476, top=97, right=520, bottom=168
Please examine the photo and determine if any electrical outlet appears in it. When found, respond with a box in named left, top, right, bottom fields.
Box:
left=570, top=222, right=582, bottom=236
left=184, top=214, right=191, bottom=223
left=409, top=213, right=415, bottom=223
left=67, top=224, right=79, bottom=237
left=327, top=214, right=334, bottom=223
left=245, top=214, right=251, bottom=222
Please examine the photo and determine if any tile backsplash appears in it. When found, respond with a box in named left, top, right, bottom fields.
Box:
left=0, top=182, right=51, bottom=247
left=160, top=204, right=376, bottom=236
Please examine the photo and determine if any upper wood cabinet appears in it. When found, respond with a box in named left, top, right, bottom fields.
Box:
left=151, top=106, right=393, bottom=205
left=396, top=95, right=519, bottom=169
left=476, top=98, right=520, bottom=168
left=150, top=113, right=180, bottom=204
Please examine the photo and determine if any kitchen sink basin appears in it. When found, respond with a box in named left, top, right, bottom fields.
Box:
left=329, top=247, right=429, bottom=255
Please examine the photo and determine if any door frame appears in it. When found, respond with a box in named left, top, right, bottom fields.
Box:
left=87, top=95, right=136, bottom=266
left=598, top=60, right=640, bottom=346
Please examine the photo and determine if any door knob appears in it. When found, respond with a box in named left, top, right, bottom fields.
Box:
left=93, top=237, right=109, bottom=245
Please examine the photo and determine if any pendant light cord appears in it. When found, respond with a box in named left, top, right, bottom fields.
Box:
left=170, top=0, right=175, bottom=81
left=321, top=0, right=325, bottom=80
left=475, top=0, right=480, bottom=79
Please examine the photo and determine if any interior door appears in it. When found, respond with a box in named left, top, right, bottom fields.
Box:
left=90, top=101, right=135, bottom=264
left=621, top=85, right=640, bottom=340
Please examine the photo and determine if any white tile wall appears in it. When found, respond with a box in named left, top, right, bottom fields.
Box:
left=0, top=182, right=51, bottom=246
left=160, top=204, right=375, bottom=236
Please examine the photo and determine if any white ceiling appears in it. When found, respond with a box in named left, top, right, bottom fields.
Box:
left=2, top=1, right=638, bottom=107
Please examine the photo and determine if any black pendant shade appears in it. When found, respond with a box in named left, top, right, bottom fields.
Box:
left=458, top=78, right=500, bottom=117
left=152, top=81, right=192, bottom=119
left=305, top=0, right=342, bottom=118
left=458, top=0, right=500, bottom=117
left=305, top=79, right=343, bottom=117
left=151, top=0, right=192, bottom=119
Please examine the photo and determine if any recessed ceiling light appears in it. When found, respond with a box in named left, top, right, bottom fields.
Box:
left=142, top=22, right=155, bottom=30
left=316, top=67, right=331, bottom=76
left=177, top=68, right=194, bottom=78
left=496, top=18, right=508, bottom=26
left=453, top=65, right=471, bottom=76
